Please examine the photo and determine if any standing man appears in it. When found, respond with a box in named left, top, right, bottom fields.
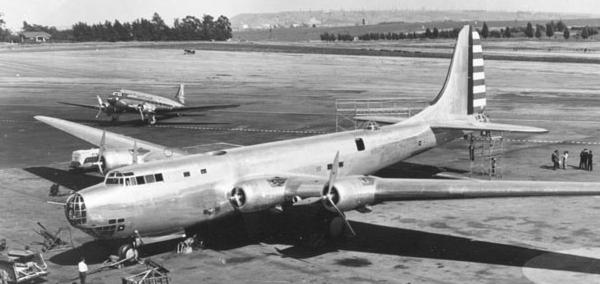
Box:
left=580, top=149, right=587, bottom=169
left=588, top=150, right=594, bottom=171
left=562, top=151, right=569, bottom=170
left=552, top=150, right=559, bottom=170
left=468, top=139, right=475, bottom=161
left=78, top=257, right=88, bottom=284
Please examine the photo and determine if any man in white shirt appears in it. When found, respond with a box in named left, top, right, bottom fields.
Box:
left=78, top=257, right=88, bottom=284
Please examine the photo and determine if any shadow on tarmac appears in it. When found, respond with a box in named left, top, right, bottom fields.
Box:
left=24, top=167, right=103, bottom=191
left=375, top=161, right=468, bottom=178
left=48, top=211, right=600, bottom=275
left=275, top=220, right=600, bottom=275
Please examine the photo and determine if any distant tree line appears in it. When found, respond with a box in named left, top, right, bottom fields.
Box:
left=321, top=20, right=599, bottom=42
left=320, top=27, right=461, bottom=42
left=0, top=12, right=232, bottom=42
left=72, top=13, right=232, bottom=42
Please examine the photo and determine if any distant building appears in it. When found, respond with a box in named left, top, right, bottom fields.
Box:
left=20, top=31, right=51, bottom=43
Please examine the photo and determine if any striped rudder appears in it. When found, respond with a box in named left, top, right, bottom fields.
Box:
left=469, top=29, right=486, bottom=114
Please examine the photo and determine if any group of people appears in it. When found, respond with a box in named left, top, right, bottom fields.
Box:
left=579, top=149, right=594, bottom=171
left=551, top=149, right=593, bottom=171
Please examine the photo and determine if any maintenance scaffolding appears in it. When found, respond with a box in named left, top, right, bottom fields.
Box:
left=335, top=98, right=428, bottom=132
left=468, top=131, right=504, bottom=179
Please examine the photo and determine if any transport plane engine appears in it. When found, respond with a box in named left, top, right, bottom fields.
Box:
left=229, top=179, right=286, bottom=213
left=322, top=176, right=377, bottom=212
left=99, top=149, right=138, bottom=173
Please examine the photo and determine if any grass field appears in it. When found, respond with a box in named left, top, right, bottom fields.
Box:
left=1, top=43, right=600, bottom=283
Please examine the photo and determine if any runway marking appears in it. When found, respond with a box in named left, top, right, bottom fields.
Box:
left=2, top=119, right=599, bottom=144
left=505, top=138, right=600, bottom=145
left=154, top=124, right=328, bottom=135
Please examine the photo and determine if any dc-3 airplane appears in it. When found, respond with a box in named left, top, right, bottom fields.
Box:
left=60, top=84, right=239, bottom=125
left=36, top=26, right=600, bottom=260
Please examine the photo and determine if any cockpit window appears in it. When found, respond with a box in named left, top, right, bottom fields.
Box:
left=106, top=171, right=165, bottom=186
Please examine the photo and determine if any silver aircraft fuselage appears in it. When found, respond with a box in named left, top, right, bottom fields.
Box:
left=66, top=121, right=461, bottom=240
left=108, top=90, right=184, bottom=114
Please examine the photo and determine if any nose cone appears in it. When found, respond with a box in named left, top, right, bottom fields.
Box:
left=65, top=193, right=87, bottom=226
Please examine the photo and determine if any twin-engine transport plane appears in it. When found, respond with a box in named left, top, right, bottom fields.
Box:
left=60, top=84, right=239, bottom=125
left=36, top=26, right=600, bottom=260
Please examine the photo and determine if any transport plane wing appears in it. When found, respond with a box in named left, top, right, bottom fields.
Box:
left=58, top=101, right=101, bottom=110
left=155, top=103, right=240, bottom=113
left=34, top=115, right=186, bottom=157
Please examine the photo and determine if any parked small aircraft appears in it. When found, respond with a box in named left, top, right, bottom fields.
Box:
left=60, top=84, right=239, bottom=125
left=36, top=26, right=600, bottom=260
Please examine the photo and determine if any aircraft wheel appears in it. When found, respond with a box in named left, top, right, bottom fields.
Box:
left=118, top=243, right=138, bottom=262
left=148, top=116, right=157, bottom=125
left=328, top=216, right=345, bottom=239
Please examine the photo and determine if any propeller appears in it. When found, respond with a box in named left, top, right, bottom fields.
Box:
left=96, top=96, right=106, bottom=118
left=96, top=130, right=106, bottom=175
left=131, top=140, right=138, bottom=164
left=137, top=104, right=145, bottom=121
left=323, top=151, right=356, bottom=236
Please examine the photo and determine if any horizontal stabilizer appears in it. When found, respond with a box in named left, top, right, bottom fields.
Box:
left=353, top=116, right=407, bottom=125
left=430, top=120, right=547, bottom=133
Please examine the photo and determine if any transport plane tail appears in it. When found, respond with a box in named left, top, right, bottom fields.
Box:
left=175, top=84, right=185, bottom=104
left=407, top=25, right=547, bottom=133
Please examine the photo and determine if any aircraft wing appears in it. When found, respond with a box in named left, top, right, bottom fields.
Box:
left=157, top=104, right=240, bottom=114
left=58, top=102, right=100, bottom=110
left=34, top=116, right=186, bottom=157
left=231, top=174, right=600, bottom=214
left=370, top=177, right=600, bottom=201
left=430, top=120, right=548, bottom=133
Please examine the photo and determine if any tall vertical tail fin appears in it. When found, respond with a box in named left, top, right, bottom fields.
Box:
left=416, top=25, right=486, bottom=120
left=413, top=25, right=547, bottom=133
left=175, top=84, right=185, bottom=104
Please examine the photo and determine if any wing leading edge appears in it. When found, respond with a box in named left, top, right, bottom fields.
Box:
left=34, top=116, right=186, bottom=156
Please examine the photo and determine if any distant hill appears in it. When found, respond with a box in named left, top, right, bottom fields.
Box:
left=231, top=10, right=598, bottom=30
left=233, top=18, right=600, bottom=42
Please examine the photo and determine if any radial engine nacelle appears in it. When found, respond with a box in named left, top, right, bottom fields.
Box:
left=229, top=178, right=287, bottom=213
left=322, top=176, right=377, bottom=212
left=228, top=176, right=378, bottom=214
left=101, top=149, right=143, bottom=173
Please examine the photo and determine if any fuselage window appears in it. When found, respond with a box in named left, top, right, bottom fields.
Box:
left=155, top=173, right=164, bottom=182
left=183, top=171, right=190, bottom=177
left=136, top=176, right=145, bottom=185
left=145, top=174, right=155, bottom=183
left=355, top=138, right=366, bottom=151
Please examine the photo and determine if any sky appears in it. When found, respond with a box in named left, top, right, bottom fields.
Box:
left=1, top=0, right=599, bottom=31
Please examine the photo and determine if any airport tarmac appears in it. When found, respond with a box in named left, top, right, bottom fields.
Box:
left=1, top=44, right=600, bottom=283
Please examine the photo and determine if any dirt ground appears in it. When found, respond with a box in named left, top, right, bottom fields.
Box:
left=1, top=43, right=600, bottom=283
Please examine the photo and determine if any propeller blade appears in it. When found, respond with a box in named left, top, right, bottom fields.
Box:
left=131, top=140, right=138, bottom=164
left=326, top=151, right=340, bottom=197
left=322, top=151, right=356, bottom=236
left=327, top=198, right=356, bottom=236
left=138, top=105, right=145, bottom=121
left=96, top=96, right=105, bottom=118
left=97, top=131, right=106, bottom=175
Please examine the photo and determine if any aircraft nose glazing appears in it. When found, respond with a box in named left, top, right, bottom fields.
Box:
left=65, top=193, right=87, bottom=226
